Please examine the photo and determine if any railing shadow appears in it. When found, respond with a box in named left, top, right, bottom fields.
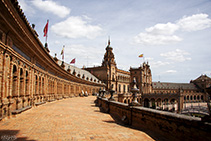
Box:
left=101, top=112, right=169, bottom=141
left=0, top=130, right=35, bottom=141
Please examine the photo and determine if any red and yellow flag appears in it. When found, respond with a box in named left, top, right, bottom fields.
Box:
left=70, top=58, right=76, bottom=64
left=139, top=54, right=144, bottom=58
left=43, top=20, right=49, bottom=37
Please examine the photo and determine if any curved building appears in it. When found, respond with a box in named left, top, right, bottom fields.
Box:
left=0, top=0, right=104, bottom=120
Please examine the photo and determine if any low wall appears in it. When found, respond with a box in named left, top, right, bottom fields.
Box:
left=96, top=97, right=211, bottom=141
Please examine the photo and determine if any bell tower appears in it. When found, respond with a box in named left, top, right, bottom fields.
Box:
left=102, top=39, right=117, bottom=91
left=102, top=39, right=116, bottom=67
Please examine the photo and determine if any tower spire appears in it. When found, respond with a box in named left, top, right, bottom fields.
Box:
left=108, top=36, right=110, bottom=46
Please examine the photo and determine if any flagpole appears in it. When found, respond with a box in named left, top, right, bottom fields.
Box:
left=63, top=45, right=65, bottom=62
left=44, top=19, right=49, bottom=49
left=46, top=33, right=48, bottom=44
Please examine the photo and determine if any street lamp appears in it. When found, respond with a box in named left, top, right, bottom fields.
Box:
left=108, top=85, right=115, bottom=101
left=129, top=77, right=141, bottom=106
left=102, top=87, right=106, bottom=98
left=98, top=88, right=102, bottom=97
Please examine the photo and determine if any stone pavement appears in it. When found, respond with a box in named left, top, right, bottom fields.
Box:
left=0, top=96, right=154, bottom=141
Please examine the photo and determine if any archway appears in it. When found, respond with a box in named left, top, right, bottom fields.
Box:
left=170, top=99, right=176, bottom=112
left=144, top=98, right=150, bottom=108
left=150, top=98, right=156, bottom=109
left=156, top=98, right=162, bottom=110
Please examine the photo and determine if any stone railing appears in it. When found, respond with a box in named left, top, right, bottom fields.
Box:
left=96, top=97, right=211, bottom=140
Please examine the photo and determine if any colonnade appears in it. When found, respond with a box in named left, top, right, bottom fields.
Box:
left=0, top=45, right=102, bottom=120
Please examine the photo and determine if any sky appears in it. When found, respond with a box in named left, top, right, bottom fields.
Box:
left=18, top=0, right=211, bottom=83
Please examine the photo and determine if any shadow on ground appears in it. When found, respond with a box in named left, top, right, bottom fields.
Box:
left=0, top=130, right=35, bottom=141
left=102, top=112, right=169, bottom=141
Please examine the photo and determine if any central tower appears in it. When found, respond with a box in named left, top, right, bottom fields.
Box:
left=102, top=39, right=117, bottom=90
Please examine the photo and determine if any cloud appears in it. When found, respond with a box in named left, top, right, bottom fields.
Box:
left=177, top=14, right=211, bottom=32
left=165, top=70, right=177, bottom=73
left=62, top=44, right=104, bottom=67
left=160, top=49, right=191, bottom=62
left=145, top=57, right=154, bottom=61
left=150, top=61, right=170, bottom=68
left=19, top=0, right=35, bottom=15
left=134, top=33, right=182, bottom=45
left=31, top=0, right=70, bottom=18
left=134, top=13, right=211, bottom=46
left=51, top=16, right=103, bottom=39
left=145, top=22, right=179, bottom=35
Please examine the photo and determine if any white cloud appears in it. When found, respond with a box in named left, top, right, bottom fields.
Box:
left=150, top=61, right=170, bottom=68
left=62, top=44, right=104, bottom=67
left=160, top=49, right=191, bottom=62
left=134, top=13, right=211, bottom=46
left=19, top=0, right=35, bottom=15
left=145, top=57, right=154, bottom=61
left=146, top=22, right=179, bottom=35
left=165, top=70, right=177, bottom=73
left=177, top=14, right=211, bottom=32
left=134, top=33, right=182, bottom=45
left=51, top=16, right=103, bottom=39
left=31, top=0, right=70, bottom=18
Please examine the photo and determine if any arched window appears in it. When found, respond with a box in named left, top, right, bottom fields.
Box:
left=119, top=84, right=121, bottom=92
left=201, top=95, right=204, bottom=100
left=187, top=96, right=189, bottom=100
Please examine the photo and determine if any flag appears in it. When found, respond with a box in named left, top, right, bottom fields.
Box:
left=139, top=54, right=144, bottom=58
left=61, top=46, right=64, bottom=60
left=43, top=20, right=49, bottom=37
left=70, top=58, right=76, bottom=64
left=61, top=46, right=64, bottom=55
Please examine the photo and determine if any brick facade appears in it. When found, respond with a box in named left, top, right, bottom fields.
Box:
left=0, top=0, right=104, bottom=120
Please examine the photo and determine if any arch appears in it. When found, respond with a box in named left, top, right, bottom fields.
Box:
left=197, top=95, right=200, bottom=100
left=201, top=95, right=204, bottom=101
left=170, top=99, right=176, bottom=112
left=144, top=98, right=150, bottom=108
left=19, top=68, right=24, bottom=96
left=42, top=77, right=44, bottom=94
left=155, top=98, right=162, bottom=110
left=163, top=98, right=169, bottom=111
left=187, top=95, right=189, bottom=101
left=150, top=98, right=156, bottom=109
left=35, top=75, right=38, bottom=94
left=124, top=99, right=127, bottom=104
left=25, top=70, right=29, bottom=95
left=12, top=65, right=18, bottom=96
left=123, top=85, right=126, bottom=93
left=127, top=99, right=130, bottom=104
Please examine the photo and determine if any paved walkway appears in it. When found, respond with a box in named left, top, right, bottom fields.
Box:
left=0, top=96, right=154, bottom=141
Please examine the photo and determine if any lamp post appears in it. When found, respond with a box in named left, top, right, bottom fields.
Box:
left=108, top=85, right=115, bottom=101
left=102, top=87, right=106, bottom=98
left=98, top=88, right=102, bottom=97
left=129, top=77, right=141, bottom=106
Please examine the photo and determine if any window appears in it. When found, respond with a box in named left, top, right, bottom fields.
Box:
left=119, top=84, right=121, bottom=92
left=123, top=85, right=126, bottom=93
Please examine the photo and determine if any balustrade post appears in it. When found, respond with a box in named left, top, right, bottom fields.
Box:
left=108, top=85, right=115, bottom=101
left=129, top=77, right=140, bottom=106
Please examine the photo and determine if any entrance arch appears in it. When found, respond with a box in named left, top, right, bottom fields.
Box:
left=144, top=98, right=149, bottom=108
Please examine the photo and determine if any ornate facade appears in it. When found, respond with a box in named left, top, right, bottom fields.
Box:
left=85, top=40, right=130, bottom=93
left=0, top=0, right=104, bottom=120
left=121, top=63, right=210, bottom=113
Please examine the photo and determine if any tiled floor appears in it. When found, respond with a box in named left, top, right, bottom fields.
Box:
left=0, top=96, right=154, bottom=140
